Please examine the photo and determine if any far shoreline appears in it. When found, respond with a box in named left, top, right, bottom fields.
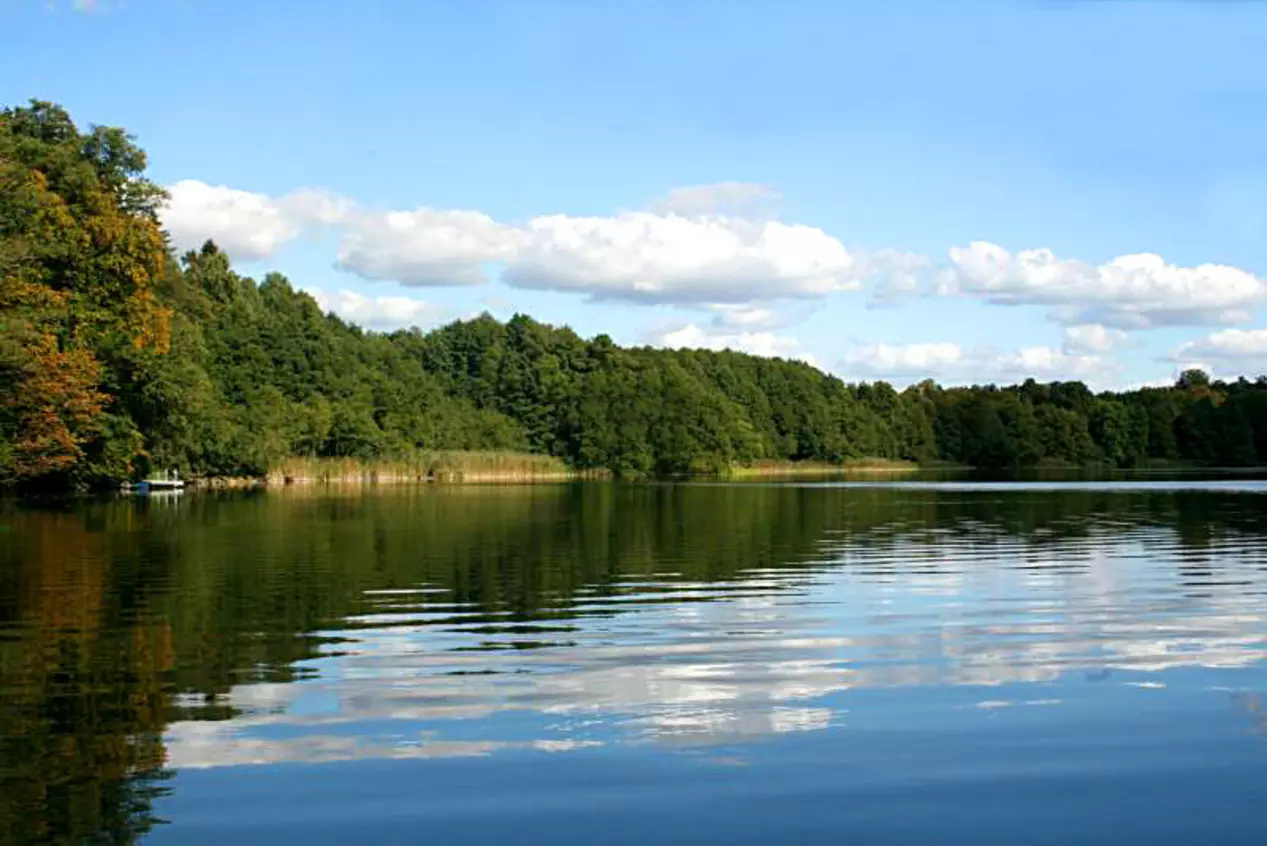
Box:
left=10, top=455, right=1267, bottom=501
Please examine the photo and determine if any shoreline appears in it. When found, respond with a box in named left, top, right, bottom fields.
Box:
left=9, top=459, right=1267, bottom=500
left=720, top=459, right=950, bottom=479
left=194, top=470, right=600, bottom=489
left=175, top=457, right=928, bottom=489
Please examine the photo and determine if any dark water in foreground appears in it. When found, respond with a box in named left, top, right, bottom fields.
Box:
left=3, top=481, right=1267, bottom=844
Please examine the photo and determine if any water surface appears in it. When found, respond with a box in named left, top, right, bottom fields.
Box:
left=3, top=482, right=1267, bottom=843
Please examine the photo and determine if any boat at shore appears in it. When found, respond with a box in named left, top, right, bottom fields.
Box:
left=120, top=470, right=185, bottom=493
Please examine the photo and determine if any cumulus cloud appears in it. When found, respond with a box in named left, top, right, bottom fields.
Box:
left=651, top=323, right=818, bottom=368
left=335, top=208, right=521, bottom=286
left=306, top=288, right=445, bottom=331
left=162, top=179, right=1267, bottom=335
left=1176, top=328, right=1267, bottom=359
left=505, top=213, right=862, bottom=303
left=284, top=188, right=355, bottom=226
left=1173, top=329, right=1267, bottom=375
left=165, top=180, right=867, bottom=303
left=649, top=182, right=781, bottom=217
left=163, top=180, right=350, bottom=262
left=1062, top=324, right=1129, bottom=354
left=939, top=241, right=1267, bottom=328
left=842, top=342, right=964, bottom=378
left=840, top=341, right=1112, bottom=386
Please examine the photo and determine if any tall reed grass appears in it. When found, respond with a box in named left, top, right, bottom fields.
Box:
left=722, top=458, right=920, bottom=479
left=268, top=451, right=596, bottom=485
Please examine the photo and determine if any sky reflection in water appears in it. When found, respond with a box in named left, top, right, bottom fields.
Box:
left=159, top=486, right=1267, bottom=768
left=4, top=481, right=1267, bottom=843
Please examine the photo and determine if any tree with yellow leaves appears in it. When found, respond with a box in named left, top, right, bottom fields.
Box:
left=1, top=101, right=169, bottom=485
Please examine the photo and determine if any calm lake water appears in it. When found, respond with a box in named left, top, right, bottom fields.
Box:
left=4, top=480, right=1267, bottom=844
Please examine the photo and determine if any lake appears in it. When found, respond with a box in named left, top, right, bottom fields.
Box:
left=3, top=480, right=1267, bottom=844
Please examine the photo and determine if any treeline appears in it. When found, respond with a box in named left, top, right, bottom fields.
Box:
left=3, top=100, right=1267, bottom=489
left=397, top=317, right=1267, bottom=472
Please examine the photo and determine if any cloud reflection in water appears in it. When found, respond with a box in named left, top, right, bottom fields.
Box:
left=165, top=520, right=1267, bottom=768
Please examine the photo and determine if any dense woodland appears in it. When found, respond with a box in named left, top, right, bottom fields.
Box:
left=4, top=100, right=1267, bottom=489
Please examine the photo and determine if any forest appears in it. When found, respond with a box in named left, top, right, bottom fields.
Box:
left=3, top=100, right=1267, bottom=490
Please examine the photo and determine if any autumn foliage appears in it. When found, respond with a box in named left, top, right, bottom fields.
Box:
left=2, top=332, right=107, bottom=476
left=1, top=101, right=169, bottom=485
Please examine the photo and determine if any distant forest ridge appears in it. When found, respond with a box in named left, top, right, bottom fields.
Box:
left=3, top=100, right=1267, bottom=489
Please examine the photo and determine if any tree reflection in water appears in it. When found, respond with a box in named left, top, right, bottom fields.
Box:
left=3, top=480, right=1267, bottom=841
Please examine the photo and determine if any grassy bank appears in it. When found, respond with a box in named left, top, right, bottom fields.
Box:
left=191, top=455, right=925, bottom=489
left=722, top=458, right=923, bottom=479
left=261, top=451, right=595, bottom=485
left=265, top=453, right=581, bottom=485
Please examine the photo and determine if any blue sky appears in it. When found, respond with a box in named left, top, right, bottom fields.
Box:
left=4, top=0, right=1267, bottom=387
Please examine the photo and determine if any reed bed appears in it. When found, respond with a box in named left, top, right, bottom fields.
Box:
left=266, top=452, right=595, bottom=485
left=723, top=458, right=920, bottom=479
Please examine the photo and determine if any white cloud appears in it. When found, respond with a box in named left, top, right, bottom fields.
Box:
left=842, top=342, right=964, bottom=377
left=330, top=201, right=862, bottom=303
left=1172, top=330, right=1267, bottom=378
left=1062, top=324, right=1129, bottom=354
left=1175, top=328, right=1267, bottom=360
left=705, top=303, right=807, bottom=329
left=649, top=182, right=781, bottom=217
left=162, top=180, right=350, bottom=262
left=840, top=341, right=1113, bottom=386
left=164, top=180, right=1267, bottom=337
left=652, top=323, right=818, bottom=368
left=939, top=241, right=1267, bottom=328
left=159, top=180, right=891, bottom=306
left=306, top=288, right=445, bottom=331
left=284, top=188, right=355, bottom=226
left=335, top=208, right=521, bottom=287
left=163, top=181, right=296, bottom=261
left=993, top=346, right=1110, bottom=383
left=505, top=213, right=862, bottom=303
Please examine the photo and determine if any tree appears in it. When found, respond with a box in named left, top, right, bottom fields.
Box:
left=0, top=331, right=107, bottom=480
left=1179, top=368, right=1211, bottom=389
left=1, top=101, right=170, bottom=486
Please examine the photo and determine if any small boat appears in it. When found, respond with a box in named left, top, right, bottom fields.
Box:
left=121, top=469, right=185, bottom=493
